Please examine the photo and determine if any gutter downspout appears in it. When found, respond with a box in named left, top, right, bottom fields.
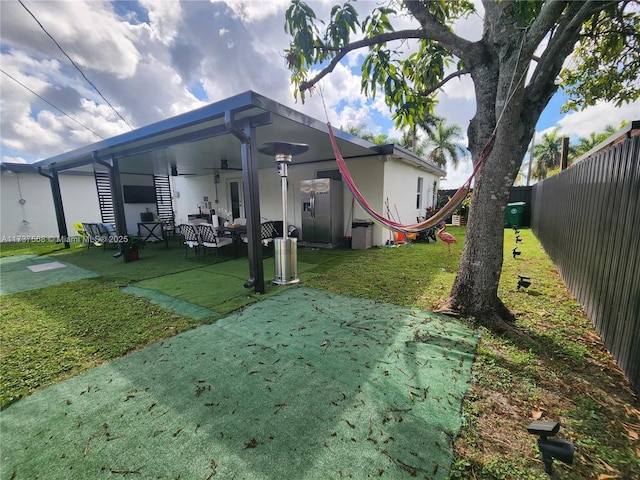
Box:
left=225, top=110, right=264, bottom=294
left=38, top=167, right=70, bottom=249
left=94, top=153, right=130, bottom=262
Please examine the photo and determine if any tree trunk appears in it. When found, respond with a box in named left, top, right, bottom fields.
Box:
left=448, top=21, right=534, bottom=331
left=449, top=127, right=523, bottom=329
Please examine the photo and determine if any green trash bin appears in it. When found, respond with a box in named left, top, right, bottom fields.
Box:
left=505, top=202, right=526, bottom=228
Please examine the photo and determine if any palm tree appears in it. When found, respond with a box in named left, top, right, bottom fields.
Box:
left=532, top=128, right=564, bottom=180
left=571, top=123, right=625, bottom=160
left=425, top=120, right=466, bottom=169
left=343, top=124, right=398, bottom=145
left=399, top=114, right=442, bottom=156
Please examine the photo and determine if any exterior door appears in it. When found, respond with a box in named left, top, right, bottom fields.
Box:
left=228, top=177, right=244, bottom=221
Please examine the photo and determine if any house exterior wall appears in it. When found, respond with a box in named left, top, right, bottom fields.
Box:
left=171, top=174, right=229, bottom=225
left=2, top=155, right=441, bottom=248
left=1, top=170, right=100, bottom=241
left=340, top=156, right=386, bottom=245
left=382, top=157, right=440, bottom=230
left=170, top=154, right=439, bottom=248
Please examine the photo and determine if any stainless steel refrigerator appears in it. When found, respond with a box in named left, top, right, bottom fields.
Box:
left=300, top=179, right=343, bottom=247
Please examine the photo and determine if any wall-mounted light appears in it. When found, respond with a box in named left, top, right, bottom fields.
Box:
left=170, top=166, right=178, bottom=177
left=513, top=247, right=521, bottom=258
left=517, top=274, right=531, bottom=290
left=527, top=420, right=574, bottom=475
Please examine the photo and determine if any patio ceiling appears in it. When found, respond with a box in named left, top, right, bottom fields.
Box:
left=33, top=90, right=382, bottom=177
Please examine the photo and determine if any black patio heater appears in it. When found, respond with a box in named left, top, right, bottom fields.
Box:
left=258, top=141, right=309, bottom=285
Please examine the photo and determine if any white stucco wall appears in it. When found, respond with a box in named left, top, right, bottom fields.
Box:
left=169, top=154, right=439, bottom=248
left=383, top=159, right=439, bottom=221
left=2, top=156, right=440, bottom=248
left=1, top=170, right=100, bottom=241
left=172, top=156, right=391, bottom=246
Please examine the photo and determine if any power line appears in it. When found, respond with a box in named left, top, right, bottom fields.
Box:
left=18, top=0, right=134, bottom=130
left=1, top=68, right=104, bottom=140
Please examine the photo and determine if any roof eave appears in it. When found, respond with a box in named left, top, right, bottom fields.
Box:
left=378, top=143, right=447, bottom=176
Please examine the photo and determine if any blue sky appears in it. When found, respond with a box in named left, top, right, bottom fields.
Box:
left=1, top=1, right=637, bottom=188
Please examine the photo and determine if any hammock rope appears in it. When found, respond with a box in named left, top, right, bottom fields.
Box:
left=327, top=122, right=495, bottom=233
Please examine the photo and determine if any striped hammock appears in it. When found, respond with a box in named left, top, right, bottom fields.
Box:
left=327, top=123, right=494, bottom=233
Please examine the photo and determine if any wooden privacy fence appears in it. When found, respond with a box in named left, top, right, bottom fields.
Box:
left=531, top=130, right=640, bottom=393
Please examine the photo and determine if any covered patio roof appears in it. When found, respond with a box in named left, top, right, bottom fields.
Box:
left=31, top=90, right=444, bottom=294
left=33, top=90, right=442, bottom=176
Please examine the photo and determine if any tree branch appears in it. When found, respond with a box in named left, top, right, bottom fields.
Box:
left=403, top=1, right=474, bottom=61
left=528, top=0, right=603, bottom=92
left=299, top=29, right=433, bottom=91
left=298, top=1, right=475, bottom=92
left=523, top=1, right=605, bottom=132
left=417, top=69, right=471, bottom=97
left=524, top=0, right=571, bottom=57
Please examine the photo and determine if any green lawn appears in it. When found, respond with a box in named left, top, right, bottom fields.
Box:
left=1, top=228, right=638, bottom=479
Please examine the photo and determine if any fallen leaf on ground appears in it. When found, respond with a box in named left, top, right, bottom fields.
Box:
left=624, top=405, right=640, bottom=419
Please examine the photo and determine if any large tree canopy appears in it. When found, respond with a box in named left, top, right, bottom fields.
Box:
left=285, top=0, right=640, bottom=331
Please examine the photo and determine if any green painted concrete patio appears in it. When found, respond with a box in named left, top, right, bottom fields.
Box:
left=1, top=242, right=478, bottom=479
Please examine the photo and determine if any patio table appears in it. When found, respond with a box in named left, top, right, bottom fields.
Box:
left=216, top=224, right=246, bottom=259
left=137, top=222, right=168, bottom=248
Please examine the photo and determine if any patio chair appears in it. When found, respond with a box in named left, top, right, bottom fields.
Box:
left=272, top=221, right=299, bottom=239
left=242, top=221, right=277, bottom=257
left=82, top=223, right=97, bottom=248
left=178, top=223, right=201, bottom=259
left=416, top=216, right=437, bottom=243
left=162, top=218, right=176, bottom=239
left=197, top=223, right=233, bottom=263
left=83, top=223, right=117, bottom=251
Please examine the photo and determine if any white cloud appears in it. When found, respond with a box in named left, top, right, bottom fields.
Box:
left=223, top=0, right=291, bottom=23
left=0, top=0, right=637, bottom=172
left=440, top=156, right=474, bottom=189
left=2, top=156, right=28, bottom=164
left=556, top=100, right=639, bottom=138
left=441, top=73, right=475, bottom=102
left=139, top=0, right=182, bottom=44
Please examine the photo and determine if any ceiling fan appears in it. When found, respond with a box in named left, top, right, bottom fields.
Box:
left=170, top=165, right=198, bottom=177
left=202, top=159, right=243, bottom=170
left=216, top=159, right=242, bottom=171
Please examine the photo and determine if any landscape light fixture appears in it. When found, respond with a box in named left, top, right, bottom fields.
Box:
left=258, top=141, right=309, bottom=285
left=527, top=420, right=574, bottom=475
left=513, top=247, right=521, bottom=258
left=517, top=274, right=531, bottom=290
left=513, top=227, right=520, bottom=234
left=515, top=236, right=522, bottom=243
